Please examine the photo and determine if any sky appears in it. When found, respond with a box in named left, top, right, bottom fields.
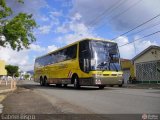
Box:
left=0, top=0, right=160, bottom=71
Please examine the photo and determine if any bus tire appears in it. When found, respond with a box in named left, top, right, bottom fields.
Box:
left=40, top=77, right=44, bottom=86
left=118, top=84, right=123, bottom=87
left=44, top=77, right=49, bottom=86
left=99, top=85, right=105, bottom=89
left=73, top=76, right=80, bottom=89
left=56, top=84, right=62, bottom=87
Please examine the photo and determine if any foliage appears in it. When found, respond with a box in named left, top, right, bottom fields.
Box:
left=0, top=0, right=37, bottom=51
left=24, top=74, right=30, bottom=79
left=5, top=65, right=19, bottom=77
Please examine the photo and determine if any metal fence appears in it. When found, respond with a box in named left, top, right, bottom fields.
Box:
left=0, top=79, right=17, bottom=91
left=136, top=61, right=160, bottom=83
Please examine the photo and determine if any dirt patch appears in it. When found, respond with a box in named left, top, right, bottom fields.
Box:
left=0, top=95, right=6, bottom=103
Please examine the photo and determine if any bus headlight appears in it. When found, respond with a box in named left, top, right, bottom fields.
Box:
left=92, top=74, right=102, bottom=77
left=118, top=74, right=122, bottom=77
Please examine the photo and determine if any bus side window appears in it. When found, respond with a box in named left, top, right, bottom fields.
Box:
left=66, top=45, right=77, bottom=60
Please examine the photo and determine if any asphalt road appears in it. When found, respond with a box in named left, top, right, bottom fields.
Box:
left=20, top=80, right=160, bottom=114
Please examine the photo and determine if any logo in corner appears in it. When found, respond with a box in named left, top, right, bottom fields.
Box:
left=142, top=113, right=148, bottom=120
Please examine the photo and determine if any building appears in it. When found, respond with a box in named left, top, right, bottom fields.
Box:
left=121, top=59, right=134, bottom=84
left=132, top=45, right=160, bottom=83
left=0, top=60, right=7, bottom=76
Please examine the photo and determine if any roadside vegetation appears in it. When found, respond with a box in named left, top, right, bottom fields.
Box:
left=0, top=0, right=37, bottom=51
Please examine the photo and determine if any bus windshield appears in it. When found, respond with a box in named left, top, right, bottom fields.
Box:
left=90, top=41, right=121, bottom=71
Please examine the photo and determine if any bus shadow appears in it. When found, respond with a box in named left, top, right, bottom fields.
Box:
left=18, top=83, right=114, bottom=91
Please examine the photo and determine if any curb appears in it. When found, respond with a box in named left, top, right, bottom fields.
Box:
left=0, top=89, right=16, bottom=94
left=0, top=104, right=3, bottom=114
left=0, top=89, right=16, bottom=114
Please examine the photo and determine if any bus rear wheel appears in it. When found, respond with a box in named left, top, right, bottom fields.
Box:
left=40, top=77, right=44, bottom=86
left=109, top=85, right=114, bottom=87
left=44, top=77, right=49, bottom=86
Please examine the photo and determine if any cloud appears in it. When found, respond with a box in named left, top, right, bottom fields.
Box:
left=69, top=0, right=160, bottom=58
left=47, top=44, right=58, bottom=52
left=50, top=11, right=62, bottom=17
left=37, top=10, right=63, bottom=34
left=0, top=46, right=29, bottom=70
left=115, top=36, right=135, bottom=59
left=38, top=25, right=53, bottom=34
left=40, top=15, right=50, bottom=22
left=6, top=0, right=48, bottom=18
left=29, top=44, right=45, bottom=52
left=0, top=43, right=47, bottom=71
left=55, top=12, right=98, bottom=45
left=20, top=64, right=34, bottom=72
left=71, top=13, right=82, bottom=21
left=56, top=24, right=69, bottom=33
left=56, top=23, right=97, bottom=45
left=48, top=12, right=61, bottom=25
left=115, top=36, right=158, bottom=59
left=71, top=0, right=160, bottom=32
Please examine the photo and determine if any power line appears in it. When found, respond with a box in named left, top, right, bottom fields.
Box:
left=127, top=20, right=160, bottom=37
left=88, top=0, right=123, bottom=26
left=88, top=0, right=127, bottom=26
left=119, top=31, right=160, bottom=47
left=112, top=13, right=160, bottom=40
left=108, top=0, right=143, bottom=22
left=94, top=0, right=142, bottom=33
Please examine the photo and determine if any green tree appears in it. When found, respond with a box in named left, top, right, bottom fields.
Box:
left=5, top=65, right=19, bottom=77
left=24, top=74, right=30, bottom=80
left=0, top=0, right=37, bottom=51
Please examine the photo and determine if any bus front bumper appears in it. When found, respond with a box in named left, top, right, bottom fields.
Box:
left=79, top=77, right=123, bottom=86
left=93, top=77, right=123, bottom=86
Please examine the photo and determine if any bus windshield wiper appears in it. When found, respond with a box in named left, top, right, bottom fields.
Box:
left=97, top=61, right=109, bottom=67
left=97, top=61, right=110, bottom=71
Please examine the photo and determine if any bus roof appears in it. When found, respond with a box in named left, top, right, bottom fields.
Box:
left=35, top=38, right=116, bottom=60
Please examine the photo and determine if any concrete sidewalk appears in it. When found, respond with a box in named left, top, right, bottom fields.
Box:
left=0, top=93, right=8, bottom=114
left=123, top=83, right=160, bottom=89
left=0, top=80, right=17, bottom=114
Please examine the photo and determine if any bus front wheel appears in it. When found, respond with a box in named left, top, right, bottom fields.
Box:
left=56, top=84, right=62, bottom=87
left=118, top=84, right=123, bottom=87
left=98, top=85, right=105, bottom=89
left=63, top=84, right=67, bottom=87
left=73, top=76, right=80, bottom=89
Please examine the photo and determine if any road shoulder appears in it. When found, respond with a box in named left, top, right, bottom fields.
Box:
left=1, top=87, right=62, bottom=114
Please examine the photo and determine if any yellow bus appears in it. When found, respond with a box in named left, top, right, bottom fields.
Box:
left=34, top=38, right=123, bottom=89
